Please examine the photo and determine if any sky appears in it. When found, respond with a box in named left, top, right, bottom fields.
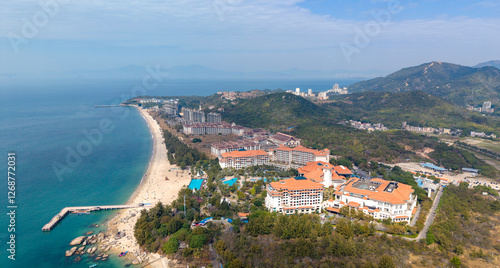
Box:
left=1, top=0, right=500, bottom=77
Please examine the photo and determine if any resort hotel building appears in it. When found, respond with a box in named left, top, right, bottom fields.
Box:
left=324, top=177, right=417, bottom=223
left=265, top=176, right=324, bottom=214
left=219, top=150, right=269, bottom=169
left=272, top=145, right=330, bottom=166
left=298, top=161, right=353, bottom=188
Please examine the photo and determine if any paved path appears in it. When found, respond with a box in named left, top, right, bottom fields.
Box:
left=409, top=203, right=421, bottom=227
left=42, top=204, right=143, bottom=231
left=416, top=186, right=444, bottom=241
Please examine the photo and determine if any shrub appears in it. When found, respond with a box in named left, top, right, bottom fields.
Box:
left=162, top=238, right=179, bottom=254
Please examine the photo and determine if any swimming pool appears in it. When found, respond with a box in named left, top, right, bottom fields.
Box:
left=188, top=179, right=204, bottom=190
left=223, top=178, right=238, bottom=187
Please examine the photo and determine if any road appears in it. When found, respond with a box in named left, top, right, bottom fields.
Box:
left=209, top=243, right=222, bottom=268
left=415, top=186, right=444, bottom=241
left=409, top=203, right=421, bottom=227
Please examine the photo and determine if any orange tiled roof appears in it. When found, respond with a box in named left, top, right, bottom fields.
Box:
left=347, top=201, right=360, bottom=208
left=303, top=169, right=325, bottom=182
left=291, top=145, right=329, bottom=156
left=221, top=149, right=268, bottom=158
left=326, top=207, right=340, bottom=213
left=275, top=145, right=293, bottom=151
left=339, top=177, right=414, bottom=205
left=298, top=161, right=333, bottom=174
left=238, top=212, right=250, bottom=217
left=270, top=177, right=324, bottom=191
left=394, top=215, right=409, bottom=219
left=333, top=165, right=353, bottom=175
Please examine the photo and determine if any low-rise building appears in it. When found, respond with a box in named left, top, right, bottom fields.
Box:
left=219, top=150, right=270, bottom=169
left=471, top=131, right=497, bottom=139
left=211, top=140, right=261, bottom=157
left=265, top=176, right=324, bottom=214
left=325, top=177, right=417, bottom=223
left=270, top=132, right=301, bottom=147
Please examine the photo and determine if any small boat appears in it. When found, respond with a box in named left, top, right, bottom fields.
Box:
left=119, top=251, right=128, bottom=257
left=89, top=264, right=97, bottom=268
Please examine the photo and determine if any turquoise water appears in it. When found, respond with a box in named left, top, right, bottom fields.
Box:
left=188, top=179, right=204, bottom=190
left=223, top=178, right=239, bottom=187
left=0, top=81, right=153, bottom=268
left=0, top=78, right=358, bottom=267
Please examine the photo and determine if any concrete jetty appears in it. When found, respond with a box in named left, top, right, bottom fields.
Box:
left=42, top=204, right=143, bottom=231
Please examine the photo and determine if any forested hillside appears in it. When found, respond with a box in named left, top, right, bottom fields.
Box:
left=347, top=61, right=500, bottom=106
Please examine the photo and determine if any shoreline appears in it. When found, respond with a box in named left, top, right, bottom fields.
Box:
left=102, top=105, right=191, bottom=267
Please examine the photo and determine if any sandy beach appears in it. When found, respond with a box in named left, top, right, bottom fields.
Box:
left=103, top=106, right=191, bottom=267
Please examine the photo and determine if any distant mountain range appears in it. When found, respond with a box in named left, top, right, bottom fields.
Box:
left=54, top=64, right=379, bottom=80
left=348, top=61, right=500, bottom=106
left=474, top=60, right=500, bottom=69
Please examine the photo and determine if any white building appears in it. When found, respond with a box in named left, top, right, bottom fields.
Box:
left=265, top=176, right=324, bottom=214
left=325, top=177, right=417, bottom=223
left=219, top=150, right=269, bottom=169
left=211, top=140, right=261, bottom=157
left=273, top=145, right=330, bottom=166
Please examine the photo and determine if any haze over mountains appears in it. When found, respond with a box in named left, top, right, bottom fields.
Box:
left=1, top=64, right=379, bottom=81
left=4, top=60, right=500, bottom=108
left=474, top=60, right=500, bottom=69
left=348, top=61, right=500, bottom=106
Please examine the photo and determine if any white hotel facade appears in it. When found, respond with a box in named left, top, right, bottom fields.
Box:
left=265, top=177, right=324, bottom=214
left=324, top=177, right=417, bottom=222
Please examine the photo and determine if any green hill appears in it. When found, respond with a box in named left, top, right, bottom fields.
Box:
left=221, top=92, right=498, bottom=177
left=348, top=61, right=500, bottom=106
left=222, top=92, right=325, bottom=130
left=326, top=91, right=500, bottom=135
left=474, top=60, right=500, bottom=69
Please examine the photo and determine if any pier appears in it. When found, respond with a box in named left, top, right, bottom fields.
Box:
left=42, top=204, right=143, bottom=231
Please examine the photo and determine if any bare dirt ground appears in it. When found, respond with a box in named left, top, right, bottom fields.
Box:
left=388, top=162, right=499, bottom=190
left=461, top=138, right=500, bottom=154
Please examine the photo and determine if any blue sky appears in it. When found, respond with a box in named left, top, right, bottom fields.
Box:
left=1, top=0, right=499, bottom=77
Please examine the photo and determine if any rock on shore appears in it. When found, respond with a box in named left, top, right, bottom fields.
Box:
left=69, top=236, right=86, bottom=246
left=65, top=247, right=77, bottom=257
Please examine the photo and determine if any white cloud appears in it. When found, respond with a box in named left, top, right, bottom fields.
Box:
left=1, top=0, right=500, bottom=72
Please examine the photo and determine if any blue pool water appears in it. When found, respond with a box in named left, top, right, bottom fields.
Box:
left=223, top=178, right=239, bottom=187
left=188, top=179, right=204, bottom=190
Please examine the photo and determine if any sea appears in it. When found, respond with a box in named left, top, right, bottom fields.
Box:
left=0, top=77, right=358, bottom=268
